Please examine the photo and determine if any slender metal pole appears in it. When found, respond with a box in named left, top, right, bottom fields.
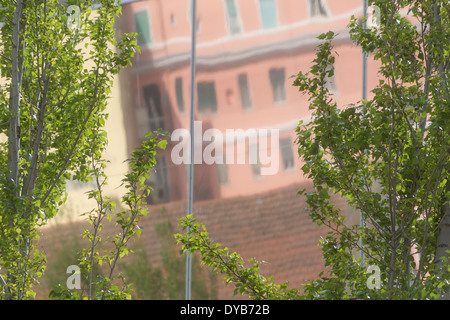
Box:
left=362, top=0, right=368, bottom=101
left=360, top=0, right=368, bottom=264
left=185, top=0, right=197, bottom=301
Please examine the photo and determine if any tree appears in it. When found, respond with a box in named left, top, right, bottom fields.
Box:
left=176, top=215, right=301, bottom=300
left=177, top=0, right=450, bottom=299
left=121, top=209, right=218, bottom=300
left=0, top=0, right=138, bottom=299
left=49, top=130, right=168, bottom=300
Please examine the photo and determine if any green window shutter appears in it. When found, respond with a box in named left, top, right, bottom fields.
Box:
left=309, top=0, right=328, bottom=17
left=269, top=68, right=286, bottom=103
left=225, top=0, right=241, bottom=34
left=134, top=11, right=151, bottom=45
left=175, top=77, right=185, bottom=113
left=238, top=73, right=252, bottom=110
left=259, top=0, right=277, bottom=29
left=197, top=82, right=218, bottom=114
left=226, top=0, right=238, bottom=17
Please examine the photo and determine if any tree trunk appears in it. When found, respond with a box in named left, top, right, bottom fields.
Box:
left=7, top=0, right=24, bottom=197
left=5, top=0, right=24, bottom=300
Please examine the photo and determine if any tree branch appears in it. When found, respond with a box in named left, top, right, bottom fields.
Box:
left=7, top=0, right=24, bottom=198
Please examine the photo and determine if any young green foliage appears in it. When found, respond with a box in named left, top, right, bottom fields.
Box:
left=50, top=130, right=169, bottom=300
left=0, top=0, right=138, bottom=299
left=294, top=0, right=450, bottom=299
left=175, top=215, right=301, bottom=300
left=175, top=0, right=450, bottom=300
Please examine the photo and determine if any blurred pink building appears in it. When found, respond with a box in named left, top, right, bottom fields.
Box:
left=116, top=0, right=378, bottom=204
left=37, top=0, right=388, bottom=300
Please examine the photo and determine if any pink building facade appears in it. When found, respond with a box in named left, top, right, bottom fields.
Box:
left=117, top=0, right=378, bottom=204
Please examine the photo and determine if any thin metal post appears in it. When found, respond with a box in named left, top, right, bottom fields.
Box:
left=360, top=0, right=368, bottom=264
left=362, top=0, right=368, bottom=101
left=186, top=0, right=197, bottom=301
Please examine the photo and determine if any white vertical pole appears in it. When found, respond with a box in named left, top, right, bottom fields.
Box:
left=360, top=0, right=368, bottom=264
left=186, top=0, right=197, bottom=301
left=362, top=0, right=368, bottom=101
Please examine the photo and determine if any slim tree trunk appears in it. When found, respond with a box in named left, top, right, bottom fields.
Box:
left=7, top=0, right=24, bottom=197
left=5, top=0, right=25, bottom=300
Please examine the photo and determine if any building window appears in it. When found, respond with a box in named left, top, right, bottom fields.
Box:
left=280, top=138, right=294, bottom=171
left=134, top=10, right=151, bottom=46
left=269, top=68, right=286, bottom=104
left=143, top=84, right=164, bottom=132
left=309, top=0, right=328, bottom=18
left=259, top=0, right=278, bottom=29
left=225, top=0, right=242, bottom=34
left=147, top=154, right=171, bottom=204
left=197, top=81, right=218, bottom=114
left=170, top=13, right=176, bottom=29
left=175, top=77, right=185, bottom=113
left=238, top=73, right=252, bottom=110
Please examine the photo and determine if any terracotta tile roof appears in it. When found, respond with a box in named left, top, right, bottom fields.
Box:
left=37, top=181, right=343, bottom=300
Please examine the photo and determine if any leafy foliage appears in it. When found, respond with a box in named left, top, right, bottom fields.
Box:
left=175, top=215, right=301, bottom=300
left=121, top=210, right=218, bottom=300
left=293, top=0, right=450, bottom=299
left=49, top=130, right=169, bottom=300
left=0, top=0, right=138, bottom=299
left=176, top=0, right=450, bottom=300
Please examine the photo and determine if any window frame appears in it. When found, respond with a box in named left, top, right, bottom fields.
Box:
left=197, top=81, right=218, bottom=115
left=134, top=9, right=152, bottom=47
left=224, top=0, right=243, bottom=35
left=142, top=84, right=165, bottom=132
left=257, top=0, right=278, bottom=30
left=175, top=77, right=185, bottom=114
left=279, top=137, right=295, bottom=172
left=308, top=0, right=329, bottom=19
left=269, top=68, right=287, bottom=105
left=238, top=73, right=253, bottom=111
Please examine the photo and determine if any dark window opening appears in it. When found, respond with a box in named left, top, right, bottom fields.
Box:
left=238, top=73, right=252, bottom=110
left=197, top=81, right=218, bottom=114
left=269, top=68, right=286, bottom=104
left=143, top=84, right=165, bottom=132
